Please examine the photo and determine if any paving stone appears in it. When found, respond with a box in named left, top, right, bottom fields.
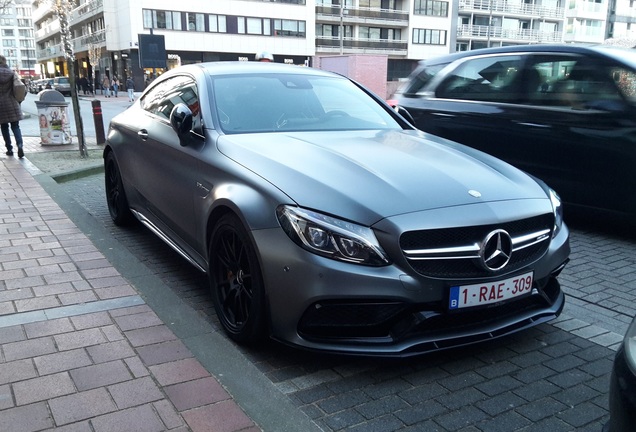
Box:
left=136, top=339, right=193, bottom=366
left=54, top=327, right=107, bottom=351
left=394, top=400, right=448, bottom=425
left=34, top=348, right=93, bottom=375
left=181, top=400, right=256, bottom=432
left=111, top=312, right=163, bottom=332
left=70, top=360, right=132, bottom=391
left=557, top=401, right=607, bottom=428
left=433, top=405, right=490, bottom=431
left=124, top=325, right=179, bottom=347
left=153, top=399, right=185, bottom=430
left=108, top=376, right=164, bottom=409
left=474, top=376, right=523, bottom=397
left=317, top=390, right=371, bottom=415
left=356, top=395, right=410, bottom=420
left=13, top=372, right=76, bottom=405
left=436, top=387, right=487, bottom=410
left=399, top=382, right=448, bottom=404
left=148, top=358, right=210, bottom=386
left=515, top=397, right=568, bottom=422
left=91, top=404, right=166, bottom=432
left=475, top=391, right=526, bottom=416
left=49, top=388, right=117, bottom=425
left=0, top=384, right=14, bottom=410
left=0, top=358, right=38, bottom=385
left=164, top=376, right=230, bottom=411
left=3, top=336, right=56, bottom=361
left=86, top=339, right=135, bottom=363
left=513, top=380, right=560, bottom=402
left=474, top=410, right=531, bottom=432
left=0, top=402, right=54, bottom=432
left=344, top=414, right=405, bottom=432
left=24, top=317, right=74, bottom=338
left=70, top=311, right=113, bottom=330
left=324, top=409, right=367, bottom=430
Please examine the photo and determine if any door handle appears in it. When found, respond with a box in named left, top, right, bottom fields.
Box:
left=137, top=129, right=149, bottom=140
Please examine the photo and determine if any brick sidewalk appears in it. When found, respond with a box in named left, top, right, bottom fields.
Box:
left=0, top=148, right=262, bottom=431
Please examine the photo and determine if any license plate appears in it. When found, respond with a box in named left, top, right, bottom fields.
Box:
left=449, top=271, right=533, bottom=310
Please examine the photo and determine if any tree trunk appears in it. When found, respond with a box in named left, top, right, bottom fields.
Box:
left=67, top=59, right=88, bottom=158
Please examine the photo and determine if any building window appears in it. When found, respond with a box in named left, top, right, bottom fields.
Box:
left=0, top=18, right=14, bottom=26
left=17, top=19, right=31, bottom=27
left=2, top=39, right=16, bottom=47
left=142, top=9, right=182, bottom=30
left=359, top=27, right=401, bottom=40
left=413, top=28, right=447, bottom=45
left=209, top=15, right=227, bottom=33
left=273, top=19, right=306, bottom=37
left=2, top=29, right=14, bottom=37
left=414, top=0, right=449, bottom=17
left=187, top=12, right=205, bottom=31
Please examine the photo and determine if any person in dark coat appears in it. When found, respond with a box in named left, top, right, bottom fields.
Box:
left=0, top=55, right=24, bottom=158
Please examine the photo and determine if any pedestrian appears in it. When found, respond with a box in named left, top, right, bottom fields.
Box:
left=102, top=75, right=110, bottom=97
left=0, top=55, right=24, bottom=158
left=126, top=76, right=135, bottom=102
left=79, top=75, right=88, bottom=94
left=112, top=76, right=119, bottom=97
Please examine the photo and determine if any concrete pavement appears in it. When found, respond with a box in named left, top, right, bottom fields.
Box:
left=1, top=136, right=320, bottom=431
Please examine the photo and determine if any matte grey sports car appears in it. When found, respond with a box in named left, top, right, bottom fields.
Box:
left=104, top=62, right=570, bottom=356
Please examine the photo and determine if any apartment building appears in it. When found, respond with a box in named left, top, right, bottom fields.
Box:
left=29, top=0, right=636, bottom=93
left=0, top=0, right=36, bottom=79
left=33, top=0, right=316, bottom=90
left=456, top=0, right=565, bottom=50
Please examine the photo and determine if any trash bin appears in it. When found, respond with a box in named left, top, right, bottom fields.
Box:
left=34, top=89, right=72, bottom=145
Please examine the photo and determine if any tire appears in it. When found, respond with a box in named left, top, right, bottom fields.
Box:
left=104, top=151, right=134, bottom=226
left=209, top=214, right=267, bottom=344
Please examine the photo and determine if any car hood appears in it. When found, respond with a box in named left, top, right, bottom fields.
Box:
left=217, top=129, right=548, bottom=225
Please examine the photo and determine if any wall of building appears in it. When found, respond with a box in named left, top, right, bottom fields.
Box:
left=316, top=54, right=389, bottom=99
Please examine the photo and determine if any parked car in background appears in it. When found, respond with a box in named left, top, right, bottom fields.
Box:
left=104, top=62, right=570, bottom=356
left=52, top=76, right=71, bottom=96
left=396, top=44, right=636, bottom=220
left=605, top=314, right=636, bottom=432
left=30, top=78, right=53, bottom=94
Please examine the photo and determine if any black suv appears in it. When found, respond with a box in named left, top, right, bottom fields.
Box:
left=396, top=44, right=636, bottom=220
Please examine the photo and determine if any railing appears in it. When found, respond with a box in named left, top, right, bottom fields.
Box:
left=71, top=0, right=104, bottom=23
left=316, top=36, right=408, bottom=53
left=459, top=0, right=564, bottom=19
left=316, top=5, right=409, bottom=25
left=36, top=29, right=106, bottom=61
left=456, top=25, right=563, bottom=42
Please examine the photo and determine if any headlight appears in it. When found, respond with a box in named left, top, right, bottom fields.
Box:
left=277, top=205, right=390, bottom=266
left=624, top=317, right=636, bottom=375
left=549, top=188, right=564, bottom=238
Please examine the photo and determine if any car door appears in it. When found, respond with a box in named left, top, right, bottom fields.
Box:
left=403, top=53, right=530, bottom=168
left=404, top=51, right=636, bottom=216
left=131, top=74, right=206, bottom=250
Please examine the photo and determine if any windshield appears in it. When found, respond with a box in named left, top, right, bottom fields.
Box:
left=212, top=74, right=401, bottom=134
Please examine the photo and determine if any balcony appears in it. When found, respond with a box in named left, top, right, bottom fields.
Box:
left=315, top=36, right=408, bottom=55
left=70, top=0, right=104, bottom=25
left=456, top=24, right=563, bottom=43
left=459, top=0, right=564, bottom=20
left=316, top=5, right=409, bottom=27
left=36, top=29, right=106, bottom=62
left=72, top=29, right=107, bottom=52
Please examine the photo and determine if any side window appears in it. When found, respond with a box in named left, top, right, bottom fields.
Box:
left=141, top=76, right=200, bottom=127
left=436, top=55, right=524, bottom=103
left=526, top=55, right=628, bottom=109
left=402, top=63, right=447, bottom=95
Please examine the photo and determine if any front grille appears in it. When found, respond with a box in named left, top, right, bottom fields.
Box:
left=400, top=214, right=554, bottom=278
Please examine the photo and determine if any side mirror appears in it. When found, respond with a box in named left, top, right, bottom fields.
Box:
left=396, top=105, right=415, bottom=125
left=170, top=103, right=193, bottom=144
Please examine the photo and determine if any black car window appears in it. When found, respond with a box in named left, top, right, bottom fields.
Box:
left=524, top=55, right=631, bottom=110
left=141, top=75, right=200, bottom=126
left=436, top=55, right=524, bottom=103
left=402, top=63, right=447, bottom=95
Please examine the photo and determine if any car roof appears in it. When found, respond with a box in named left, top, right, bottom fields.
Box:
left=167, top=61, right=343, bottom=79
left=419, top=43, right=636, bottom=67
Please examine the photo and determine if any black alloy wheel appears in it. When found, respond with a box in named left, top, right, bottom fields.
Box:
left=104, top=151, right=134, bottom=226
left=209, top=214, right=266, bottom=344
